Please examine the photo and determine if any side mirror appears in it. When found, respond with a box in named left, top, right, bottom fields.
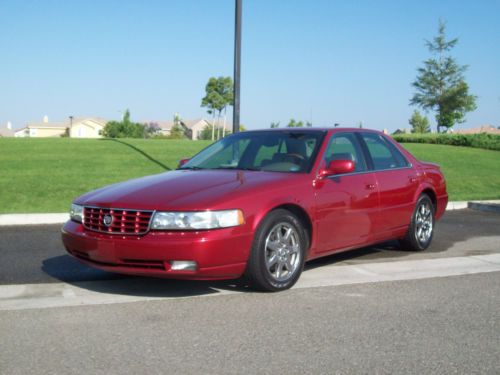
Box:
left=318, top=159, right=355, bottom=178
left=178, top=158, right=190, bottom=168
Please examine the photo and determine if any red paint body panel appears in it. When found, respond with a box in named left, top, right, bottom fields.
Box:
left=313, top=172, right=379, bottom=252
left=61, top=128, right=448, bottom=280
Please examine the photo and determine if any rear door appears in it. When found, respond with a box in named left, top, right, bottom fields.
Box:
left=357, top=132, right=419, bottom=238
left=314, top=132, right=379, bottom=253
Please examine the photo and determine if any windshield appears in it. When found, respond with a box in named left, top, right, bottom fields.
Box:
left=180, top=130, right=326, bottom=173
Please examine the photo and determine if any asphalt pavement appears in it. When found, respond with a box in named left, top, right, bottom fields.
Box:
left=0, top=209, right=499, bottom=285
left=1, top=273, right=499, bottom=374
left=0, top=209, right=499, bottom=374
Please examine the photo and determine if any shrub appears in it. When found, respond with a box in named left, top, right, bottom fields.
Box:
left=392, top=133, right=500, bottom=151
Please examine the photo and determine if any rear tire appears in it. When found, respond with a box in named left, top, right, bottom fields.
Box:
left=246, top=209, right=307, bottom=292
left=400, top=194, right=435, bottom=251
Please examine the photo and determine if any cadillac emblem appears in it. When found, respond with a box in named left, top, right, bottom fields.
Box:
left=103, top=214, right=113, bottom=227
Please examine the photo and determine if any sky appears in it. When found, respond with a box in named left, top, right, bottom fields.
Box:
left=1, top=0, right=499, bottom=132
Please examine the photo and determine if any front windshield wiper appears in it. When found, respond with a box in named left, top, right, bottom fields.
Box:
left=178, top=166, right=205, bottom=170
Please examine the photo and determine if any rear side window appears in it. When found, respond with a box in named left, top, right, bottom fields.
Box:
left=324, top=132, right=367, bottom=172
left=360, top=133, right=409, bottom=170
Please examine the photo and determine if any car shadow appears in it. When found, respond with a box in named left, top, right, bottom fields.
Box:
left=42, top=255, right=249, bottom=298
left=101, top=138, right=171, bottom=171
left=305, top=240, right=409, bottom=271
left=41, top=239, right=428, bottom=298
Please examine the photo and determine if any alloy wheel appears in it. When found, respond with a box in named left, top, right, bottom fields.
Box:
left=415, top=201, right=433, bottom=244
left=264, top=222, right=302, bottom=282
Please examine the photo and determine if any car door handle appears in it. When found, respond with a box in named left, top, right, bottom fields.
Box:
left=365, top=183, right=376, bottom=190
left=408, top=176, right=418, bottom=183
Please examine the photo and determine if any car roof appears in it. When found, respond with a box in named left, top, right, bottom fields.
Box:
left=242, top=127, right=384, bottom=135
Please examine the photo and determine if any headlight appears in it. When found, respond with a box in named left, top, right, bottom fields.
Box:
left=70, top=204, right=84, bottom=223
left=151, top=210, right=244, bottom=230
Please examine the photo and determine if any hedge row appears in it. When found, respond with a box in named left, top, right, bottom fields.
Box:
left=392, top=133, right=500, bottom=151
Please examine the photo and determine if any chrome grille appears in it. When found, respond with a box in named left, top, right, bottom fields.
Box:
left=83, top=207, right=153, bottom=235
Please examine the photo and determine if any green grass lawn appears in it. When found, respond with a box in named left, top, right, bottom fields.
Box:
left=401, top=143, right=500, bottom=201
left=0, top=138, right=210, bottom=213
left=0, top=138, right=498, bottom=213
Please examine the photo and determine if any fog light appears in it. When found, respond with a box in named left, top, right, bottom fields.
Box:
left=170, top=260, right=198, bottom=271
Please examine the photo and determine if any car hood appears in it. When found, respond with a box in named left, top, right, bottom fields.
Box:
left=75, top=170, right=303, bottom=210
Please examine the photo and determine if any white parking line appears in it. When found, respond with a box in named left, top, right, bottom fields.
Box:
left=1, top=254, right=499, bottom=311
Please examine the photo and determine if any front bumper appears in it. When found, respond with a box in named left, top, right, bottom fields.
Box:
left=61, top=220, right=253, bottom=280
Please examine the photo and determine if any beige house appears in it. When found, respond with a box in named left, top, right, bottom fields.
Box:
left=15, top=124, right=67, bottom=137
left=69, top=117, right=107, bottom=138
left=455, top=124, right=500, bottom=135
left=145, top=118, right=231, bottom=140
left=15, top=116, right=108, bottom=138
left=185, top=118, right=232, bottom=140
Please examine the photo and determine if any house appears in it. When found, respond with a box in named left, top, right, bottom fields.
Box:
left=14, top=116, right=108, bottom=138
left=0, top=122, right=14, bottom=137
left=392, top=128, right=409, bottom=135
left=143, top=118, right=231, bottom=140
left=455, top=124, right=500, bottom=135
left=15, top=115, right=67, bottom=137
left=69, top=117, right=107, bottom=138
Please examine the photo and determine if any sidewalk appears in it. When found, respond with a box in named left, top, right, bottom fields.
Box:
left=0, top=200, right=498, bottom=226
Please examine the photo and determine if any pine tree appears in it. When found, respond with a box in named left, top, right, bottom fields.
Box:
left=411, top=21, right=476, bottom=133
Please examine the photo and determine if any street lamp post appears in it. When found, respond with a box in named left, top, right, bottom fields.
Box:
left=232, top=0, right=242, bottom=134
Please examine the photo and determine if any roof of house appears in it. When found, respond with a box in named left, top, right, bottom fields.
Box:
left=182, top=118, right=209, bottom=128
left=455, top=125, right=500, bottom=135
left=70, top=117, right=108, bottom=126
left=25, top=122, right=67, bottom=129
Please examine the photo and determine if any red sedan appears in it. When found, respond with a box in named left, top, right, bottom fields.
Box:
left=62, top=128, right=447, bottom=291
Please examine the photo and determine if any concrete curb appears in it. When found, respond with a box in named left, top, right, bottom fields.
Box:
left=0, top=200, right=499, bottom=227
left=0, top=213, right=69, bottom=226
left=445, top=201, right=468, bottom=210
left=468, top=200, right=500, bottom=213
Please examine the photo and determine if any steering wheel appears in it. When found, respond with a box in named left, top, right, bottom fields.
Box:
left=287, top=153, right=305, bottom=163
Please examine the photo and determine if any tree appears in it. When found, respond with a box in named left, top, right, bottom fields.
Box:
left=409, top=110, right=431, bottom=133
left=198, top=124, right=213, bottom=140
left=411, top=21, right=476, bottom=133
left=167, top=114, right=186, bottom=139
left=286, top=119, right=304, bottom=127
left=103, top=109, right=145, bottom=138
left=201, top=77, right=234, bottom=140
left=270, top=122, right=280, bottom=128
left=168, top=124, right=186, bottom=139
left=144, top=122, right=161, bottom=138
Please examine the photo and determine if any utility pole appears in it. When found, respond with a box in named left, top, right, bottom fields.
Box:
left=232, top=0, right=242, bottom=134
left=69, top=115, right=74, bottom=137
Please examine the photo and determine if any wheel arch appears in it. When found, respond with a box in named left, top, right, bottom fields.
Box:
left=418, top=186, right=437, bottom=212
left=253, top=202, right=313, bottom=253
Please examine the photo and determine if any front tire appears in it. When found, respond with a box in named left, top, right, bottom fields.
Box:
left=246, top=209, right=307, bottom=292
left=400, top=194, right=435, bottom=251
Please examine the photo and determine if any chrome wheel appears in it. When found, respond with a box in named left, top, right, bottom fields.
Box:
left=415, top=201, right=433, bottom=244
left=264, top=222, right=302, bottom=282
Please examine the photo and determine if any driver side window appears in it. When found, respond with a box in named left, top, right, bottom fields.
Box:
left=324, top=133, right=367, bottom=172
